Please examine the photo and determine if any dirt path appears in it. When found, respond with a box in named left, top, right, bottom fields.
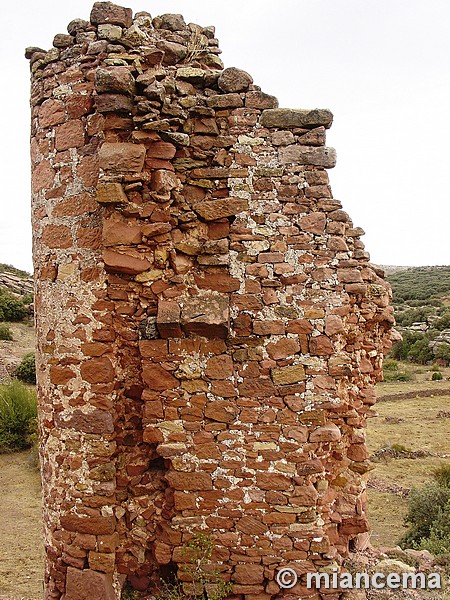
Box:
left=0, top=452, right=44, bottom=599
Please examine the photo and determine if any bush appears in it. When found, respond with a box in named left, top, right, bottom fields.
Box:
left=0, top=291, right=26, bottom=322
left=0, top=324, right=12, bottom=340
left=432, top=371, right=443, bottom=381
left=400, top=464, right=450, bottom=555
left=15, top=353, right=36, bottom=384
left=21, top=293, right=33, bottom=305
left=435, top=343, right=450, bottom=365
left=0, top=380, right=38, bottom=452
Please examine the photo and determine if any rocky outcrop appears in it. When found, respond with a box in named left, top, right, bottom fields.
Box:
left=28, top=3, right=394, bottom=599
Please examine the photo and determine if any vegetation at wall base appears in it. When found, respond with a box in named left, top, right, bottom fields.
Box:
left=399, top=464, right=450, bottom=555
left=0, top=379, right=38, bottom=452
left=0, top=323, right=13, bottom=340
left=0, top=289, right=27, bottom=322
left=15, top=352, right=36, bottom=384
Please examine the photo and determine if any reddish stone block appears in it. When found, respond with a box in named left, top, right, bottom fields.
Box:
left=38, top=98, right=66, bottom=128
left=266, top=338, right=300, bottom=360
left=98, top=143, right=146, bottom=172
left=53, top=194, right=98, bottom=217
left=90, top=2, right=133, bottom=28
left=103, top=249, right=151, bottom=275
left=67, top=95, right=94, bottom=119
left=60, top=514, right=116, bottom=535
left=142, top=364, right=179, bottom=391
left=64, top=567, right=115, bottom=600
left=41, top=224, right=73, bottom=249
left=182, top=294, right=229, bottom=339
left=233, top=564, right=264, bottom=585
left=299, top=212, right=327, bottom=235
left=32, top=160, right=56, bottom=192
left=193, top=198, right=249, bottom=221
left=194, top=273, right=240, bottom=293
left=204, top=399, right=239, bottom=423
left=80, top=357, right=114, bottom=384
left=55, top=120, right=85, bottom=151
left=50, top=365, right=75, bottom=385
left=256, top=473, right=292, bottom=491
left=166, top=471, right=213, bottom=491
left=55, top=409, right=114, bottom=434
left=309, top=335, right=334, bottom=356
left=205, top=355, right=234, bottom=380
left=88, top=551, right=115, bottom=573
left=157, top=301, right=182, bottom=338
left=102, top=217, right=142, bottom=246
left=238, top=379, right=276, bottom=398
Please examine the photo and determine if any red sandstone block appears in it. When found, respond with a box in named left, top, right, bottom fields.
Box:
left=55, top=409, right=114, bottom=434
left=38, top=98, right=66, bottom=128
left=53, top=193, right=98, bottom=217
left=139, top=340, right=168, bottom=358
left=50, top=365, right=75, bottom=385
left=204, top=399, right=239, bottom=423
left=253, top=321, right=285, bottom=335
left=232, top=564, right=265, bottom=585
left=266, top=338, right=300, bottom=360
left=55, top=120, right=85, bottom=151
left=256, top=473, right=292, bottom=491
left=257, top=252, right=285, bottom=264
left=88, top=551, right=115, bottom=573
left=90, top=2, right=133, bottom=27
left=205, top=355, right=234, bottom=380
left=156, top=301, right=182, bottom=338
left=61, top=514, right=116, bottom=535
left=80, top=357, right=114, bottom=384
left=98, top=143, right=146, bottom=172
left=309, top=335, right=334, bottom=356
left=42, top=225, right=72, bottom=249
left=142, top=364, right=179, bottom=391
left=64, top=567, right=115, bottom=600
left=102, top=249, right=152, bottom=275
left=194, top=273, right=240, bottom=293
left=166, top=471, right=213, bottom=491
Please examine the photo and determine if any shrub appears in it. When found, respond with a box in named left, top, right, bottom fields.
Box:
left=383, top=359, right=399, bottom=371
left=0, top=323, right=12, bottom=340
left=0, top=380, right=38, bottom=452
left=400, top=464, right=450, bottom=554
left=435, top=343, right=450, bottom=365
left=407, top=338, right=434, bottom=364
left=21, top=293, right=33, bottom=305
left=0, top=291, right=26, bottom=321
left=15, top=353, right=36, bottom=384
left=432, top=371, right=443, bottom=381
left=155, top=532, right=232, bottom=600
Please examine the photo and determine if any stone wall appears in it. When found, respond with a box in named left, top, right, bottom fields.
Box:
left=27, top=3, right=395, bottom=599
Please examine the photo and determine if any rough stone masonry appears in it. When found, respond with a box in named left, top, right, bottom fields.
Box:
left=27, top=3, right=395, bottom=599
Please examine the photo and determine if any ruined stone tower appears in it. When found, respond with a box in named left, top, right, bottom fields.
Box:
left=28, top=3, right=394, bottom=598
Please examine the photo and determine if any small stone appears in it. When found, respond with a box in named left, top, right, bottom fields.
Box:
left=98, top=143, right=146, bottom=172
left=97, top=24, right=123, bottom=41
left=245, top=91, right=278, bottom=109
left=90, top=2, right=133, bottom=28
left=64, top=567, right=115, bottom=600
left=271, top=130, right=295, bottom=146
left=157, top=40, right=187, bottom=65
left=95, top=67, right=135, bottom=95
left=218, top=67, right=253, bottom=93
left=95, top=94, right=133, bottom=113
left=309, top=423, right=342, bottom=442
left=55, top=120, right=85, bottom=151
left=67, top=19, right=90, bottom=35
left=103, top=249, right=152, bottom=274
left=176, top=67, right=206, bottom=82
left=207, top=94, right=243, bottom=109
left=53, top=34, right=74, bottom=48
left=181, top=294, right=229, bottom=339
left=142, top=364, right=179, bottom=391
left=260, top=108, right=333, bottom=129
left=155, top=13, right=187, bottom=31
left=279, top=145, right=337, bottom=168
left=271, top=364, right=306, bottom=385
left=194, top=198, right=249, bottom=221
left=204, top=399, right=238, bottom=423
left=157, top=301, right=182, bottom=338
left=96, top=183, right=128, bottom=205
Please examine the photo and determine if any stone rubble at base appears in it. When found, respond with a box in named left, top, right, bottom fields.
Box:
left=27, top=2, right=395, bottom=599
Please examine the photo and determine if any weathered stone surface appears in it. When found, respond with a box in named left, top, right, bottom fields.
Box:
left=157, top=301, right=182, bottom=338
left=218, top=67, right=253, bottom=93
left=157, top=40, right=188, bottom=65
left=194, top=198, right=248, bottom=221
left=309, top=423, right=342, bottom=442
left=90, top=2, right=133, bottom=28
left=279, top=145, right=337, bottom=168
left=142, top=364, right=179, bottom=391
left=55, top=120, right=85, bottom=151
left=96, top=183, right=128, bottom=204
left=64, top=567, right=115, bottom=600
left=56, top=410, right=114, bottom=435
left=80, top=357, right=115, bottom=384
left=95, top=67, right=136, bottom=95
left=103, top=249, right=152, bottom=274
left=181, top=294, right=229, bottom=338
left=95, top=94, right=133, bottom=113
left=156, top=13, right=187, bottom=31
left=204, top=399, right=238, bottom=423
left=271, top=364, right=306, bottom=385
left=260, top=108, right=333, bottom=129
left=166, top=471, right=213, bottom=491
left=98, top=143, right=146, bottom=172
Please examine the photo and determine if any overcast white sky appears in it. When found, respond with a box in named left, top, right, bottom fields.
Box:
left=1, top=0, right=449, bottom=272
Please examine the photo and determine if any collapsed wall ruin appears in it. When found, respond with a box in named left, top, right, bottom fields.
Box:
left=27, top=3, right=395, bottom=599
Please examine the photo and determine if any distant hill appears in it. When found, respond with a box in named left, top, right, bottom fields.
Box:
left=0, top=264, right=33, bottom=297
left=384, top=265, right=450, bottom=364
